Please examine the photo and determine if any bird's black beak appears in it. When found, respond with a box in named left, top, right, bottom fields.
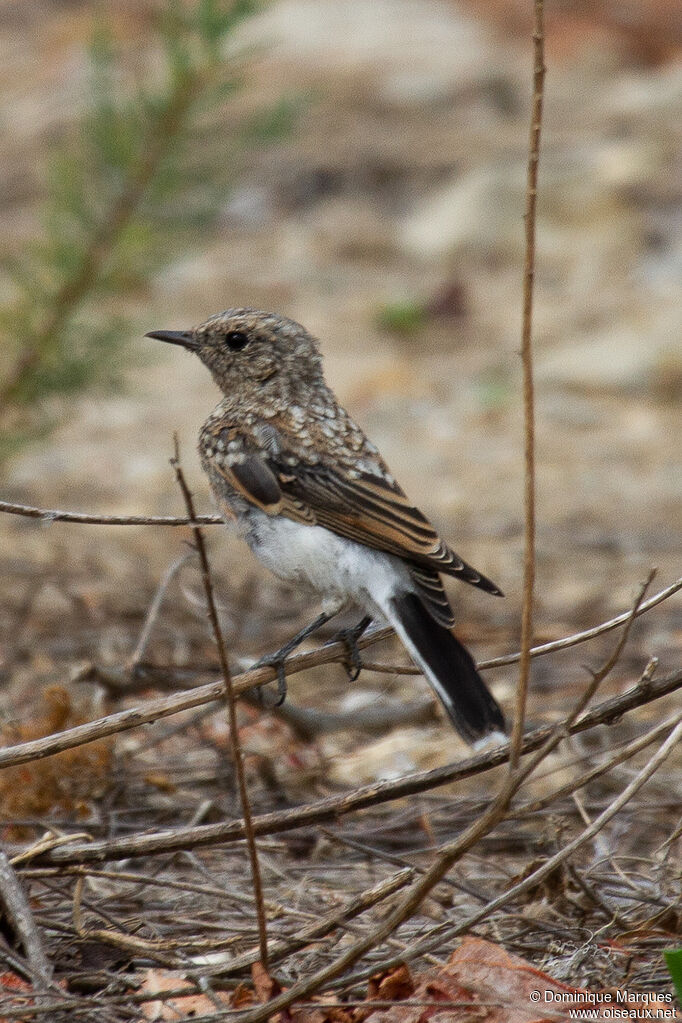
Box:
left=145, top=329, right=198, bottom=351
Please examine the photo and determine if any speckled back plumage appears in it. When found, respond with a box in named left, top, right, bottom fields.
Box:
left=183, top=308, right=502, bottom=627
left=145, top=307, right=506, bottom=744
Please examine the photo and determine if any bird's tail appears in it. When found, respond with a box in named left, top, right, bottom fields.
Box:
left=386, top=591, right=506, bottom=746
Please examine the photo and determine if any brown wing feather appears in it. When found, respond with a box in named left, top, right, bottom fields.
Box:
left=276, top=462, right=503, bottom=595
left=210, top=456, right=315, bottom=524
left=209, top=443, right=502, bottom=596
left=409, top=564, right=456, bottom=627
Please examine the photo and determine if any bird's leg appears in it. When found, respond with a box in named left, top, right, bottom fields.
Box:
left=253, top=610, right=337, bottom=706
left=326, top=615, right=372, bottom=682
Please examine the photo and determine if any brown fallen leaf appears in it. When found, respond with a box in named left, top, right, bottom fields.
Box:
left=360, top=937, right=614, bottom=1022
left=232, top=981, right=256, bottom=1009
left=370, top=965, right=415, bottom=1003
left=138, top=968, right=230, bottom=1020
left=352, top=965, right=416, bottom=1022
left=0, top=972, right=68, bottom=1023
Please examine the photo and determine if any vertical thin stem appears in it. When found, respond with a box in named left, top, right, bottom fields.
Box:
left=510, top=0, right=545, bottom=773
left=170, top=438, right=269, bottom=970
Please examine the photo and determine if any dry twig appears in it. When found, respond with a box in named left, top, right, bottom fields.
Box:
left=271, top=557, right=645, bottom=1022
left=511, top=0, right=545, bottom=773
left=335, top=711, right=682, bottom=994
left=170, top=438, right=269, bottom=971
left=0, top=499, right=220, bottom=527
left=0, top=850, right=53, bottom=988
left=411, top=713, right=682, bottom=956
left=126, top=552, right=192, bottom=671
left=191, top=867, right=414, bottom=977
left=16, top=666, right=681, bottom=868
left=1, top=576, right=678, bottom=772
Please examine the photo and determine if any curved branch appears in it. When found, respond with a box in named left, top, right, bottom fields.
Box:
left=20, top=668, right=682, bottom=867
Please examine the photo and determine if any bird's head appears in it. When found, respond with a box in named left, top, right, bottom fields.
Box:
left=145, top=308, right=324, bottom=398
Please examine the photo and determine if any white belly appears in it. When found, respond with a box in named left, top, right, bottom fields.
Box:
left=242, top=509, right=412, bottom=618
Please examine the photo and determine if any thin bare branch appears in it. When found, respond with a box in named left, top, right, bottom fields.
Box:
left=233, top=804, right=510, bottom=1023
left=0, top=499, right=220, bottom=526
left=480, top=575, right=682, bottom=668
left=169, top=438, right=269, bottom=970
left=511, top=0, right=545, bottom=773
left=420, top=713, right=682, bottom=950
left=127, top=552, right=192, bottom=669
left=0, top=850, right=53, bottom=988
left=4, top=505, right=676, bottom=668
left=1, top=571, right=677, bottom=773
left=192, top=867, right=414, bottom=977
left=301, top=518, right=632, bottom=1021
left=517, top=713, right=680, bottom=814
left=586, top=570, right=656, bottom=687
left=17, top=667, right=682, bottom=867
left=510, top=571, right=655, bottom=794
left=0, top=625, right=393, bottom=770
left=340, top=712, right=682, bottom=991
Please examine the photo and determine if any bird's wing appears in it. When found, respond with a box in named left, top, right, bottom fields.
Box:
left=212, top=444, right=502, bottom=596
left=408, top=564, right=457, bottom=627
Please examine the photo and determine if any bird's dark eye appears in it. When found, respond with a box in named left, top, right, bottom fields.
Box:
left=225, top=330, right=249, bottom=351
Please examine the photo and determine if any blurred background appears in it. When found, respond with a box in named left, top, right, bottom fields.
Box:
left=1, top=0, right=681, bottom=781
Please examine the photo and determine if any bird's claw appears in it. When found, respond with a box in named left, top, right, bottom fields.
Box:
left=252, top=653, right=288, bottom=706
left=327, top=615, right=371, bottom=682
left=340, top=630, right=364, bottom=682
left=273, top=661, right=288, bottom=706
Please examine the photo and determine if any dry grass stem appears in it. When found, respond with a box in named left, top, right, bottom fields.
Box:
left=518, top=713, right=681, bottom=814
left=480, top=575, right=682, bottom=668
left=297, top=551, right=646, bottom=1018
left=193, top=867, right=415, bottom=977
left=342, top=712, right=682, bottom=992
left=222, top=703, right=682, bottom=1022
left=0, top=2, right=679, bottom=1018
left=508, top=571, right=655, bottom=796
left=428, top=712, right=682, bottom=946
left=126, top=552, right=192, bottom=670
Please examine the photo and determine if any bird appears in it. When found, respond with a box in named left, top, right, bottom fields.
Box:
left=146, top=308, right=506, bottom=746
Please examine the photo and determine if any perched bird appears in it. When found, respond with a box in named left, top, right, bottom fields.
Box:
left=146, top=309, right=505, bottom=745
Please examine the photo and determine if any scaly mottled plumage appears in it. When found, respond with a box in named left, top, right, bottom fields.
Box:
left=146, top=309, right=505, bottom=745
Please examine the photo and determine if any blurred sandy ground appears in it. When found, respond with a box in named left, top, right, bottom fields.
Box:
left=1, top=0, right=680, bottom=777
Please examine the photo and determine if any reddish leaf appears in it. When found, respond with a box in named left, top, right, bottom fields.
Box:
left=359, top=938, right=616, bottom=1022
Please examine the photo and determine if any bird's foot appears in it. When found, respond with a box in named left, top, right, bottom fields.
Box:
left=251, top=652, right=289, bottom=706
left=327, top=615, right=372, bottom=682
left=252, top=610, right=337, bottom=706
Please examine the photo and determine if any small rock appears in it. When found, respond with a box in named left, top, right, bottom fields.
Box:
left=399, top=164, right=526, bottom=258
left=536, top=329, right=672, bottom=394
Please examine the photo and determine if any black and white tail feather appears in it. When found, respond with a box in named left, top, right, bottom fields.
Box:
left=386, top=591, right=506, bottom=745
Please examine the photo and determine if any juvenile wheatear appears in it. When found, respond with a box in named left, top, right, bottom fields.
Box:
left=147, top=309, right=505, bottom=745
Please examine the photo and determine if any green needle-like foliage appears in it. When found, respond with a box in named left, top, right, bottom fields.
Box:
left=665, top=948, right=682, bottom=1005
left=0, top=0, right=263, bottom=460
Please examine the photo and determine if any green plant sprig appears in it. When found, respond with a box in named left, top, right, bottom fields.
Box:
left=0, top=0, right=259, bottom=454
